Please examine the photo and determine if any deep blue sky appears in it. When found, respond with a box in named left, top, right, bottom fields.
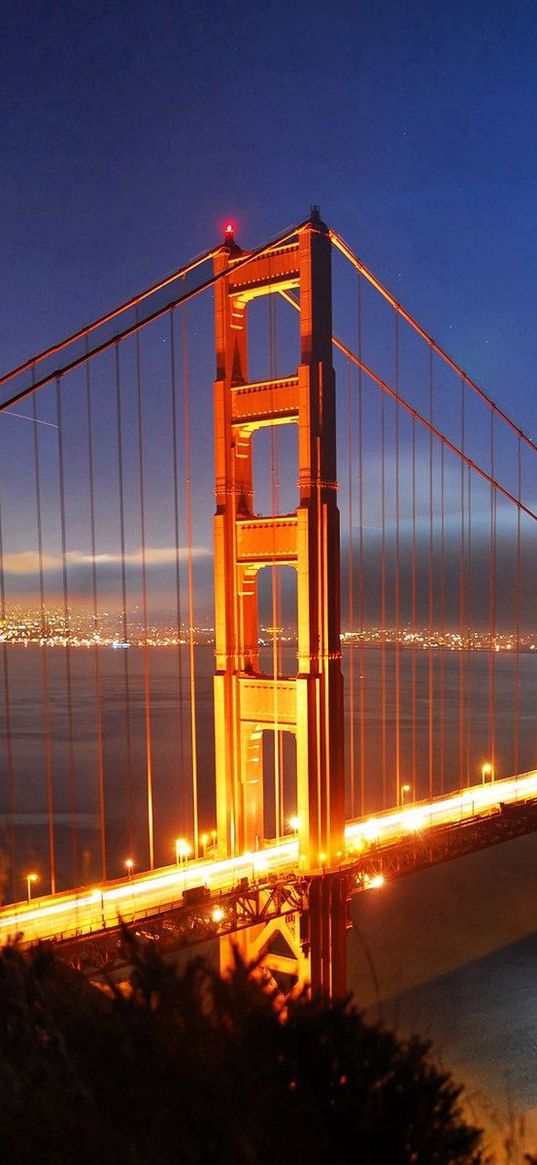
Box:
left=1, top=0, right=537, bottom=626
left=2, top=0, right=537, bottom=428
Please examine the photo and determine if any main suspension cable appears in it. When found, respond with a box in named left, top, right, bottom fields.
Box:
left=0, top=247, right=221, bottom=392
left=279, top=291, right=536, bottom=521
left=330, top=230, right=537, bottom=458
left=0, top=223, right=308, bottom=415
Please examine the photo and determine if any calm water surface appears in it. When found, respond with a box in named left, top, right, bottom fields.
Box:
left=2, top=642, right=537, bottom=1155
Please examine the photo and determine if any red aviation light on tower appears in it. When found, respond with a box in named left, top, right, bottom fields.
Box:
left=223, top=221, right=236, bottom=245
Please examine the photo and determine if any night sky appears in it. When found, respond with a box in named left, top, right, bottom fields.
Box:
left=2, top=0, right=537, bottom=624
left=4, top=17, right=537, bottom=1142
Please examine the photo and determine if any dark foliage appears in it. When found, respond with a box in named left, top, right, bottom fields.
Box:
left=0, top=934, right=488, bottom=1164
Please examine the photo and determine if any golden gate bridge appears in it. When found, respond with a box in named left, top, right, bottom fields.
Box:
left=2, top=208, right=537, bottom=996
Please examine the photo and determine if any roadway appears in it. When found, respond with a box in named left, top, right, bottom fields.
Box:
left=2, top=768, right=537, bottom=947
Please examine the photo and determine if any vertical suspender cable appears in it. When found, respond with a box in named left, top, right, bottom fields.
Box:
left=347, top=362, right=355, bottom=818
left=86, top=359, right=106, bottom=881
left=465, top=468, right=472, bottom=785
left=489, top=412, right=497, bottom=772
left=427, top=350, right=434, bottom=798
left=269, top=294, right=282, bottom=838
left=181, top=306, right=199, bottom=858
left=135, top=327, right=155, bottom=869
left=515, top=439, right=522, bottom=774
left=115, top=344, right=134, bottom=855
left=0, top=426, right=16, bottom=898
left=33, top=394, right=57, bottom=891
left=357, top=278, right=366, bottom=817
left=56, top=377, right=77, bottom=891
left=459, top=380, right=465, bottom=785
left=169, top=310, right=187, bottom=828
left=411, top=418, right=417, bottom=795
left=394, top=315, right=401, bottom=806
left=440, top=443, right=446, bottom=792
left=380, top=393, right=387, bottom=807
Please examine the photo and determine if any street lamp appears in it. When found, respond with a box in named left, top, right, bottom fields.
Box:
left=175, top=838, right=191, bottom=867
left=400, top=784, right=412, bottom=806
left=200, top=833, right=209, bottom=859
left=289, top=815, right=300, bottom=834
left=25, top=873, right=38, bottom=903
left=481, top=762, right=494, bottom=784
left=124, top=859, right=134, bottom=879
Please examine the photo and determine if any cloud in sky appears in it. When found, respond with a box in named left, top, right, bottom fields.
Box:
left=3, top=546, right=210, bottom=575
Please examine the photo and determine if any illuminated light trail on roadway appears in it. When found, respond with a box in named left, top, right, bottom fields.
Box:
left=345, top=767, right=537, bottom=848
left=2, top=768, right=537, bottom=948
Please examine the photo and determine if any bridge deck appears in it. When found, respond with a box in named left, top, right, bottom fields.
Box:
left=2, top=769, right=537, bottom=949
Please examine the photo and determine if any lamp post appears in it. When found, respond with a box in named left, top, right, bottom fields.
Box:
left=200, top=833, right=209, bottom=859
left=25, top=873, right=38, bottom=903
left=400, top=784, right=412, bottom=806
left=289, top=815, right=300, bottom=835
left=481, top=762, right=494, bottom=784
left=124, top=859, right=134, bottom=880
left=175, top=838, right=191, bottom=868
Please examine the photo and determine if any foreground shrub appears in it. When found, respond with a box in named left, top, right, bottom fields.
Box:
left=0, top=935, right=486, bottom=1164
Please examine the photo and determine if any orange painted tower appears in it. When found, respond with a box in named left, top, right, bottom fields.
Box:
left=213, top=211, right=346, bottom=995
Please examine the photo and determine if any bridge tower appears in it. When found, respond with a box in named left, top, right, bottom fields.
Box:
left=213, top=211, right=347, bottom=996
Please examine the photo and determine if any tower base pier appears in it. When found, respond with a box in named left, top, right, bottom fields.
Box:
left=219, top=871, right=349, bottom=1002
